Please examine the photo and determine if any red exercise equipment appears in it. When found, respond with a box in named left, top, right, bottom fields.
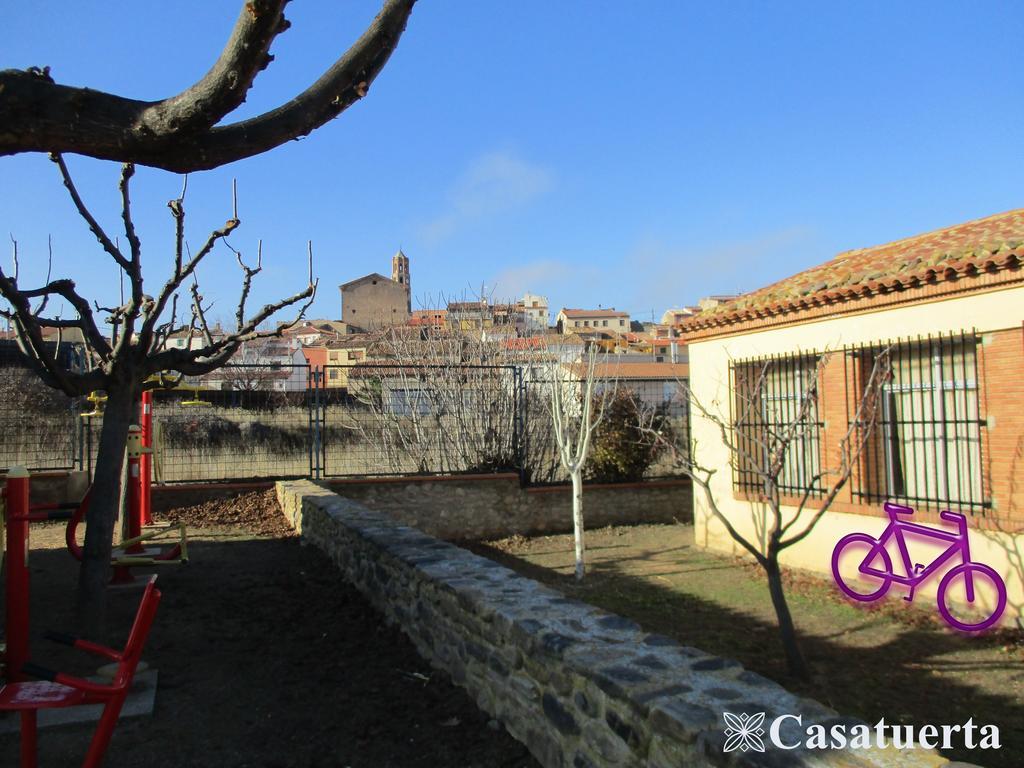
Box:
left=0, top=575, right=162, bottom=768
left=139, top=391, right=154, bottom=527
left=64, top=425, right=188, bottom=584
left=2, top=468, right=80, bottom=685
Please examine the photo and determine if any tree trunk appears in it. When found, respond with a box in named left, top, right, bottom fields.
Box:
left=76, top=382, right=137, bottom=636
left=571, top=469, right=585, bottom=581
left=765, top=558, right=810, bottom=680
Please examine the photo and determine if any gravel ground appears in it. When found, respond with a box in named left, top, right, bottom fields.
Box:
left=1, top=490, right=537, bottom=768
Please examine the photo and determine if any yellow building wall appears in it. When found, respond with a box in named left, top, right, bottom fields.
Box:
left=325, top=349, right=366, bottom=388
left=688, top=284, right=1024, bottom=624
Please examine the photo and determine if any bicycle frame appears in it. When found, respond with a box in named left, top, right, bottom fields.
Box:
left=859, top=504, right=972, bottom=596
left=832, top=501, right=1006, bottom=630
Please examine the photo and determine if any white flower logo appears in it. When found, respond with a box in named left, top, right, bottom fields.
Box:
left=723, top=712, right=766, bottom=753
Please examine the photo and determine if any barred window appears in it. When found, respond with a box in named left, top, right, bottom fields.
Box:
left=848, top=332, right=987, bottom=512
left=731, top=352, right=824, bottom=496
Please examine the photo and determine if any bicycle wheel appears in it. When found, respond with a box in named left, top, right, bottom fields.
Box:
left=831, top=533, right=892, bottom=602
left=937, top=563, right=1007, bottom=632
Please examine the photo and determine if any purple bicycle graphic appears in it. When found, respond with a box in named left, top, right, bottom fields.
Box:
left=831, top=502, right=1007, bottom=632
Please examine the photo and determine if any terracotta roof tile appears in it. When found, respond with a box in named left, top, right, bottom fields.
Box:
left=560, top=308, right=629, bottom=319
left=683, top=208, right=1024, bottom=332
left=568, top=361, right=689, bottom=380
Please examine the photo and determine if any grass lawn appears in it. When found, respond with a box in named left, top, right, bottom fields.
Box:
left=469, top=523, right=1023, bottom=767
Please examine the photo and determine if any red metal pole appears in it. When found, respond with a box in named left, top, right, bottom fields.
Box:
left=139, top=391, right=153, bottom=525
left=4, top=466, right=31, bottom=684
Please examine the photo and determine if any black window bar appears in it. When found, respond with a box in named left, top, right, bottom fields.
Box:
left=845, top=330, right=989, bottom=513
left=729, top=351, right=825, bottom=497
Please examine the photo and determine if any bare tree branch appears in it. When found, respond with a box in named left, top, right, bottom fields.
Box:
left=49, top=154, right=130, bottom=271
left=1, top=1, right=418, bottom=172
left=32, top=235, right=55, bottom=317
left=779, top=348, right=891, bottom=548
left=140, top=0, right=290, bottom=136
left=10, top=234, right=19, bottom=281
left=0, top=275, right=111, bottom=360
left=139, top=198, right=239, bottom=352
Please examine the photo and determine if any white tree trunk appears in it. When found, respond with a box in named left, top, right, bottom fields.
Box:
left=571, top=468, right=585, bottom=580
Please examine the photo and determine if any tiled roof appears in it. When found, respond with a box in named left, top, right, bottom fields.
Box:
left=683, top=208, right=1024, bottom=333
left=651, top=338, right=683, bottom=348
left=568, top=361, right=689, bottom=380
left=447, top=301, right=488, bottom=312
left=560, top=308, right=629, bottom=319
left=340, top=272, right=396, bottom=290
left=326, top=333, right=380, bottom=349
left=504, top=337, right=546, bottom=350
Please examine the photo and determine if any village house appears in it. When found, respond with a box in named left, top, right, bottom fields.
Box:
left=323, top=334, right=379, bottom=389
left=519, top=292, right=550, bottom=331
left=659, top=307, right=700, bottom=326
left=446, top=300, right=493, bottom=332
left=408, top=309, right=448, bottom=331
left=162, top=326, right=227, bottom=351
left=198, top=337, right=307, bottom=391
left=556, top=307, right=630, bottom=334
left=680, top=208, right=1024, bottom=623
left=568, top=356, right=690, bottom=410
left=277, top=320, right=343, bottom=346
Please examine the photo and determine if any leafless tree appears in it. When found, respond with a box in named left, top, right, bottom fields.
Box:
left=545, top=347, right=614, bottom=581
left=648, top=349, right=891, bottom=679
left=345, top=325, right=538, bottom=476
left=0, top=1, right=418, bottom=171
left=0, top=161, right=316, bottom=631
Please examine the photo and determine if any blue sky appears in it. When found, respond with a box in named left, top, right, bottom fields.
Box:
left=2, top=1, right=1023, bottom=326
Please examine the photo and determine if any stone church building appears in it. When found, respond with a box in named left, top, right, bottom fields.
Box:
left=339, top=250, right=412, bottom=331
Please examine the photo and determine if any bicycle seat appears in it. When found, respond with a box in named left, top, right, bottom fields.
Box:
left=940, top=510, right=966, bottom=525
left=884, top=501, right=915, bottom=518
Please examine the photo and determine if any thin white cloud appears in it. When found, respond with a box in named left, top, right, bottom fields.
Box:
left=488, top=260, right=574, bottom=301
left=419, top=151, right=553, bottom=244
left=622, top=226, right=817, bottom=312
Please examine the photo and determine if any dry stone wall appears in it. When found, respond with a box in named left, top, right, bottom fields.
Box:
left=325, top=474, right=692, bottom=541
left=276, top=480, right=961, bottom=768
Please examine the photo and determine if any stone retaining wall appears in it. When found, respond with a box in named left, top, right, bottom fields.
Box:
left=277, top=480, right=958, bottom=768
left=0, top=469, right=89, bottom=507
left=325, top=474, right=692, bottom=541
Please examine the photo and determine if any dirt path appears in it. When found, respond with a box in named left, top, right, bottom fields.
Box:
left=1, top=492, right=537, bottom=768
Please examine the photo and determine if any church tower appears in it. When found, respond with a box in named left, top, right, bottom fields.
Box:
left=391, top=249, right=411, bottom=313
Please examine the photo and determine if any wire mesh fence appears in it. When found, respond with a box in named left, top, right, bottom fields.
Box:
left=0, top=358, right=82, bottom=472
left=0, top=358, right=692, bottom=487
left=151, top=364, right=313, bottom=483
left=319, top=364, right=523, bottom=478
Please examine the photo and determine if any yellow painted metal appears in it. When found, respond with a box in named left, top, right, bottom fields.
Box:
left=112, top=522, right=189, bottom=567
left=181, top=387, right=212, bottom=407
left=80, top=390, right=108, bottom=418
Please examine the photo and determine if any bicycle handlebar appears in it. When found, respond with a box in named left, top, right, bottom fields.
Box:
left=884, top=502, right=915, bottom=518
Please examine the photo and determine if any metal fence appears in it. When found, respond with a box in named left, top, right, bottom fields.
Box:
left=151, top=363, right=313, bottom=483
left=0, top=363, right=82, bottom=473
left=0, top=359, right=692, bottom=486
left=315, top=364, right=523, bottom=479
